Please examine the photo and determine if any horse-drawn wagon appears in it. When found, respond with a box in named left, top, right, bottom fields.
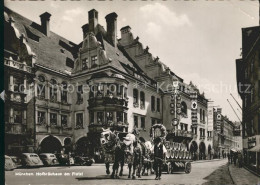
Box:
left=151, top=124, right=192, bottom=174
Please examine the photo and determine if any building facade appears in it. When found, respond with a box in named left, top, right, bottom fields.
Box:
left=236, top=25, right=260, bottom=174
left=4, top=7, right=214, bottom=160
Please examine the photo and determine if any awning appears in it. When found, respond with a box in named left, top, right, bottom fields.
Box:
left=231, top=148, right=238, bottom=152
left=248, top=145, right=260, bottom=152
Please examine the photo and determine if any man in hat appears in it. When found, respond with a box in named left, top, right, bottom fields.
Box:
left=151, top=137, right=166, bottom=180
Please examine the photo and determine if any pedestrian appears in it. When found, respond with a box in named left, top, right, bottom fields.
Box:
left=152, top=137, right=166, bottom=180
left=238, top=152, right=242, bottom=168
left=233, top=152, right=237, bottom=166
left=133, top=140, right=142, bottom=179
left=227, top=153, right=230, bottom=163
left=218, top=152, right=220, bottom=159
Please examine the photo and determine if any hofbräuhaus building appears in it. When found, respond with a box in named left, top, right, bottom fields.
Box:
left=4, top=7, right=212, bottom=160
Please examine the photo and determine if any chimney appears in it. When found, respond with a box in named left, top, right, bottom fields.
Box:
left=81, top=24, right=89, bottom=39
left=40, top=12, right=51, bottom=36
left=88, top=9, right=98, bottom=34
left=120, top=26, right=132, bottom=46
left=105, top=12, right=118, bottom=47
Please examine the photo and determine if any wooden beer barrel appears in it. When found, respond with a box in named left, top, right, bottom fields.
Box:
left=174, top=150, right=179, bottom=159
left=183, top=151, right=186, bottom=159
left=171, top=150, right=175, bottom=158
left=188, top=152, right=192, bottom=159
left=170, top=141, right=173, bottom=149
left=186, top=151, right=189, bottom=159
left=179, top=151, right=183, bottom=159
left=166, top=149, right=171, bottom=159
left=173, top=142, right=178, bottom=150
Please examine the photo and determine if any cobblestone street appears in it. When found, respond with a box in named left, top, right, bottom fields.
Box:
left=5, top=159, right=234, bottom=185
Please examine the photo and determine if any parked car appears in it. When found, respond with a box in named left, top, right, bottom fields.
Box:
left=10, top=156, right=22, bottom=168
left=55, top=153, right=74, bottom=166
left=20, top=153, right=43, bottom=167
left=74, top=156, right=95, bottom=166
left=5, top=155, right=16, bottom=171
left=39, top=153, right=59, bottom=166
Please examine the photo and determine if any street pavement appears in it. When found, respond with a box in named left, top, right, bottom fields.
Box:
left=5, top=159, right=233, bottom=185
left=229, top=164, right=260, bottom=185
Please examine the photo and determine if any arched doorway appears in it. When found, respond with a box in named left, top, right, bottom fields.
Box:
left=190, top=141, right=198, bottom=160
left=40, top=135, right=62, bottom=153
left=199, top=142, right=206, bottom=160
left=208, top=145, right=212, bottom=160
left=75, top=137, right=92, bottom=156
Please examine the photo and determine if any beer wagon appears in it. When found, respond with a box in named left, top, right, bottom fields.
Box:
left=151, top=124, right=192, bottom=174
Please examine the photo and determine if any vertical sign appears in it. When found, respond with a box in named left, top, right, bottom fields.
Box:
left=207, top=101, right=214, bottom=131
left=190, top=91, right=198, bottom=127
left=216, top=108, right=222, bottom=132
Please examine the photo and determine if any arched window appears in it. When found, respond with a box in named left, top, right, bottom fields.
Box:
left=61, top=81, right=68, bottom=103
left=140, top=91, right=145, bottom=109
left=181, top=101, right=187, bottom=115
left=133, top=89, right=138, bottom=107
left=151, top=96, right=155, bottom=112
left=50, top=79, right=57, bottom=102
left=37, top=75, right=45, bottom=99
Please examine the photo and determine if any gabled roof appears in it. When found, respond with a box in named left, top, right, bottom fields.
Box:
left=4, top=6, right=78, bottom=73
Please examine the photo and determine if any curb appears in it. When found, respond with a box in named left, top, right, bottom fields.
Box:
left=227, top=164, right=236, bottom=185
left=191, top=159, right=224, bottom=164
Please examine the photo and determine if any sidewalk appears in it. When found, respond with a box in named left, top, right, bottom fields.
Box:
left=228, top=164, right=260, bottom=185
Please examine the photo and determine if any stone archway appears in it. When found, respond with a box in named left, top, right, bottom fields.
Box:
left=190, top=141, right=198, bottom=160
left=40, top=135, right=62, bottom=153
left=75, top=137, right=91, bottom=156
left=199, top=142, right=206, bottom=160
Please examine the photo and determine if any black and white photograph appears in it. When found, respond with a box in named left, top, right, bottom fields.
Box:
left=2, top=0, right=260, bottom=184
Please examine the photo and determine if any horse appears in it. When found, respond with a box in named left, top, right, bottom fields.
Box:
left=100, top=128, right=124, bottom=176
left=141, top=141, right=154, bottom=175
left=123, top=133, right=143, bottom=179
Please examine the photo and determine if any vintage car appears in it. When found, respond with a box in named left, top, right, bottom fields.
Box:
left=39, top=153, right=59, bottom=166
left=55, top=153, right=74, bottom=166
left=5, top=155, right=16, bottom=171
left=20, top=153, right=43, bottom=167
left=10, top=156, right=22, bottom=168
left=74, top=155, right=95, bottom=166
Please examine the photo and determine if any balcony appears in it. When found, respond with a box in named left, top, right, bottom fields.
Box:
left=200, top=135, right=206, bottom=140
left=5, top=123, right=28, bottom=135
left=6, top=91, right=27, bottom=104
left=88, top=96, right=128, bottom=108
left=4, top=58, right=32, bottom=73
left=88, top=121, right=128, bottom=133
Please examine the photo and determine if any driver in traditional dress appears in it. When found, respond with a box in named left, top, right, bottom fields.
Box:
left=151, top=137, right=167, bottom=180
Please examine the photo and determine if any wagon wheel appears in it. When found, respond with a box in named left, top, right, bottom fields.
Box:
left=167, top=162, right=171, bottom=174
left=184, top=162, right=191, bottom=174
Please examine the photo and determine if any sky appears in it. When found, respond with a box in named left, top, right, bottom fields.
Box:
left=4, top=0, right=259, bottom=122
